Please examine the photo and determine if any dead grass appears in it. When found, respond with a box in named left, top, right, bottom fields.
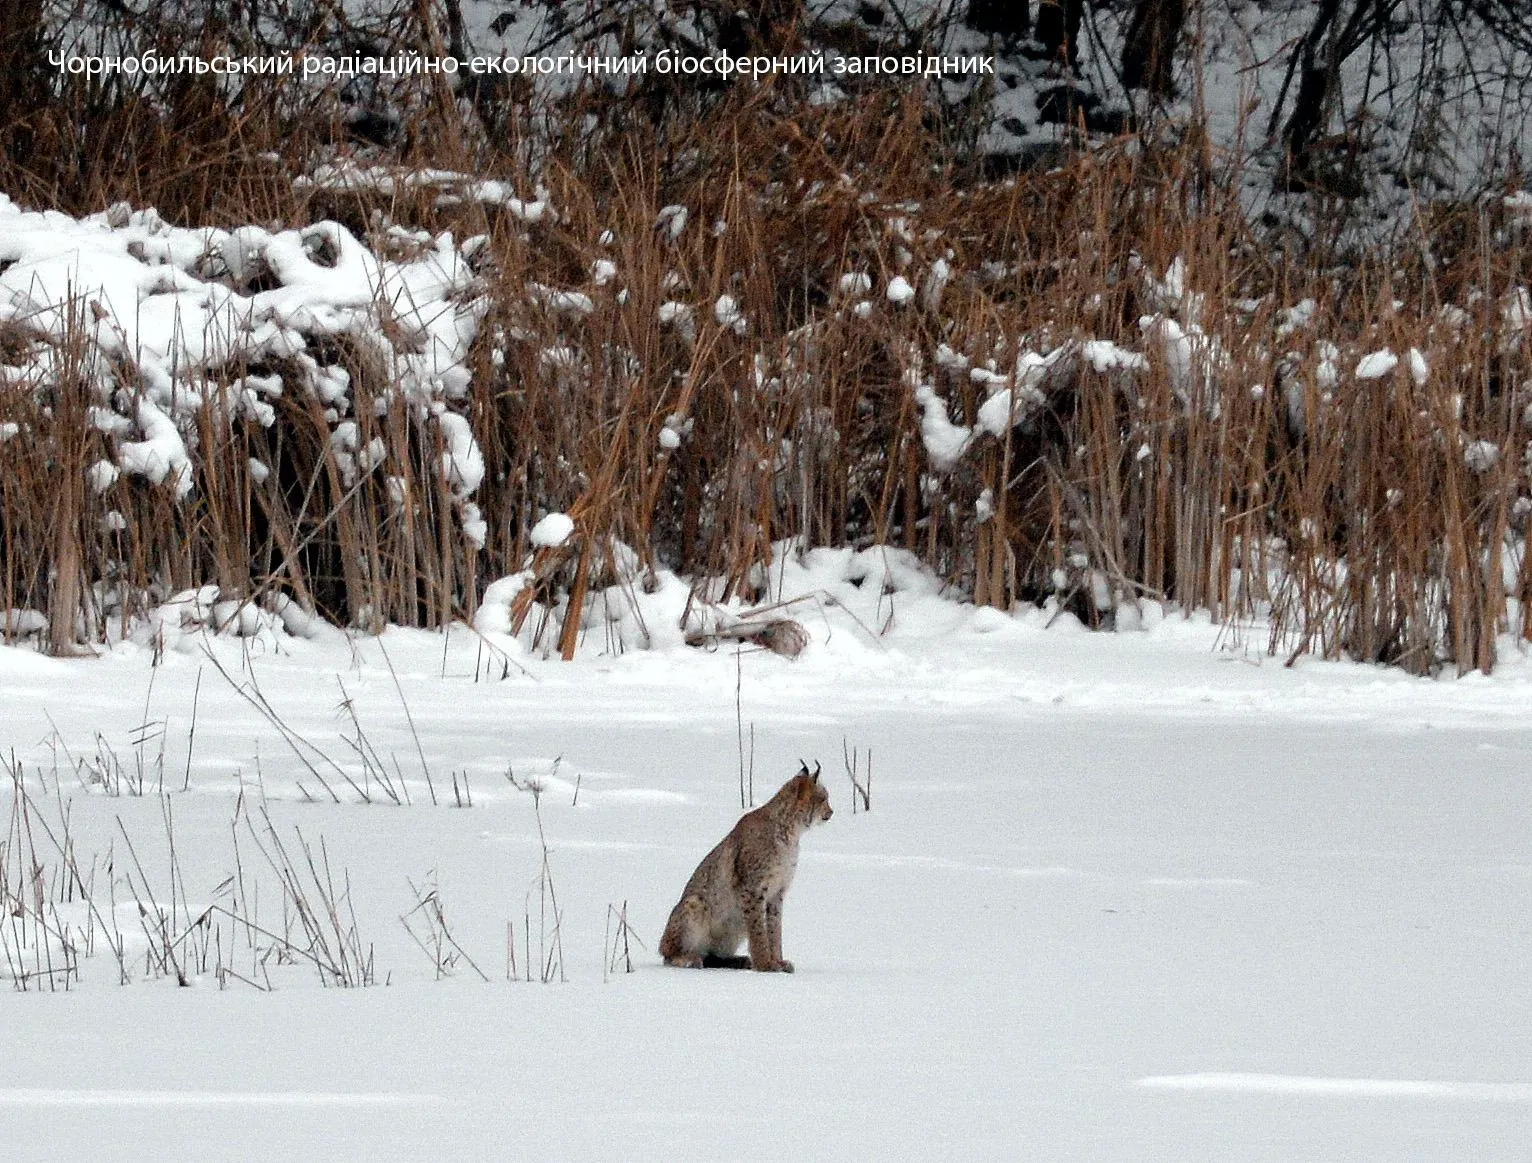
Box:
left=1, top=16, right=1530, bottom=674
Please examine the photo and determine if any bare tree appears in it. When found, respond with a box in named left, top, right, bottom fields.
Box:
left=698, top=0, right=805, bottom=54
left=1121, top=0, right=1186, bottom=97
left=1262, top=0, right=1532, bottom=191
left=965, top=0, right=1031, bottom=43
left=1035, top=0, right=1084, bottom=68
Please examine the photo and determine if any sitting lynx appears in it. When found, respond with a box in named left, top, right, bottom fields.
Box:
left=660, top=761, right=833, bottom=972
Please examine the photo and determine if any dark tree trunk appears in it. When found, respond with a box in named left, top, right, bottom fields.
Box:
left=1120, top=0, right=1185, bottom=97
left=0, top=1, right=48, bottom=114
left=1034, top=0, right=1083, bottom=69
left=1275, top=0, right=1400, bottom=194
left=1277, top=0, right=1343, bottom=160
left=1284, top=62, right=1332, bottom=162
left=0, top=1, right=50, bottom=183
left=713, top=0, right=804, bottom=55
left=965, top=0, right=1030, bottom=41
left=443, top=0, right=466, bottom=62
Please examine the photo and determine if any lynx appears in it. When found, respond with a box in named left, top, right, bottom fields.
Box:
left=659, top=761, right=833, bottom=972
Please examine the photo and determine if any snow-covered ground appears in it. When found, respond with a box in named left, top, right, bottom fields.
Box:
left=3, top=596, right=1532, bottom=1161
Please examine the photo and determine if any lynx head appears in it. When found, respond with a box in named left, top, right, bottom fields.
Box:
left=793, top=759, right=833, bottom=825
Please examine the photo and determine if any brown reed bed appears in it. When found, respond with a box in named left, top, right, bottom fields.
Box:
left=1, top=19, right=1529, bottom=674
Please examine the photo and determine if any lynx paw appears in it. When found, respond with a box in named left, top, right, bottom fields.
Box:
left=753, top=958, right=794, bottom=973
left=665, top=953, right=704, bottom=969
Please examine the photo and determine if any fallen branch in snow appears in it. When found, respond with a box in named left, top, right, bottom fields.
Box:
left=685, top=617, right=810, bottom=658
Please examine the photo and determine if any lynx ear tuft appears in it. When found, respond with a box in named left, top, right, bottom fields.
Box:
left=811, top=760, right=821, bottom=782
left=798, top=758, right=810, bottom=777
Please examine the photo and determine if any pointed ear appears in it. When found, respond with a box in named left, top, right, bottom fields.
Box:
left=798, top=758, right=810, bottom=777
left=812, top=760, right=821, bottom=782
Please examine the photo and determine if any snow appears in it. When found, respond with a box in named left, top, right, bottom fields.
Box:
left=914, top=382, right=971, bottom=469
left=0, top=1089, right=436, bottom=1108
left=2, top=608, right=47, bottom=636
left=656, top=300, right=695, bottom=341
left=659, top=414, right=692, bottom=453
left=436, top=411, right=484, bottom=497
left=974, top=487, right=994, bottom=523
left=85, top=460, right=120, bottom=493
left=1082, top=338, right=1149, bottom=374
left=3, top=596, right=1532, bottom=1159
left=529, top=511, right=575, bottom=548
left=1276, top=298, right=1317, bottom=338
left=1136, top=1074, right=1532, bottom=1101
left=1139, top=315, right=1209, bottom=398
left=1316, top=342, right=1340, bottom=389
left=713, top=294, right=746, bottom=335
left=838, top=271, right=872, bottom=296
left=5, top=7, right=1532, bottom=1150
left=527, top=283, right=595, bottom=318
left=920, top=257, right=950, bottom=313
left=118, top=397, right=193, bottom=499
left=655, top=204, right=688, bottom=241
left=291, top=164, right=551, bottom=224
left=1505, top=288, right=1532, bottom=339
left=971, top=347, right=1067, bottom=440
left=1355, top=349, right=1400, bottom=380
left=0, top=195, right=488, bottom=535
left=1409, top=346, right=1431, bottom=386
left=1464, top=439, right=1500, bottom=474
left=460, top=502, right=488, bottom=551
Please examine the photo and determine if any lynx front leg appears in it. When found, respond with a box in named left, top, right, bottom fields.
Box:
left=743, top=890, right=786, bottom=971
left=765, top=895, right=793, bottom=973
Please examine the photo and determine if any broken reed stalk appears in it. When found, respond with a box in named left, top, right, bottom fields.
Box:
left=604, top=900, right=643, bottom=981
left=378, top=639, right=438, bottom=805
left=506, top=768, right=565, bottom=983
left=842, top=737, right=872, bottom=813
left=400, top=876, right=489, bottom=982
